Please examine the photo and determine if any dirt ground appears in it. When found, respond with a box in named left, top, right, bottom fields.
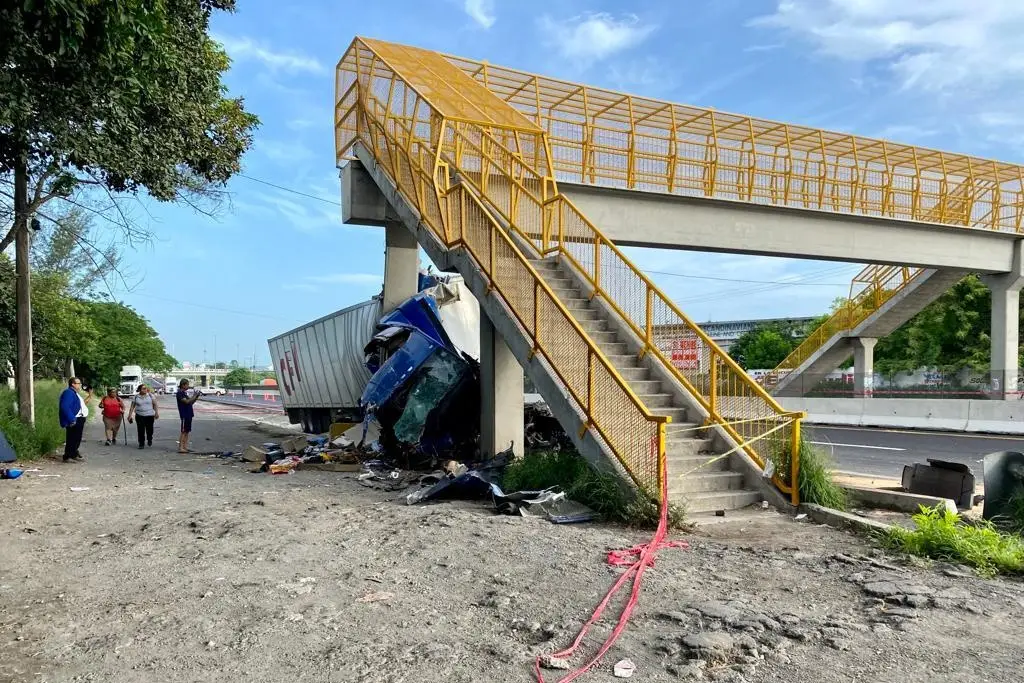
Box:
left=2, top=398, right=1023, bottom=683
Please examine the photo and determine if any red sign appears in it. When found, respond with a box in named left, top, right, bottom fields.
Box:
left=669, top=337, right=699, bottom=371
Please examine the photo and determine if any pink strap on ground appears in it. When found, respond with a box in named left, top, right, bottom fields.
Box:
left=534, top=468, right=688, bottom=682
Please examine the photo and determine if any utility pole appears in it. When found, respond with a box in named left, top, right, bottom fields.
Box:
left=14, top=151, right=34, bottom=424
left=213, top=335, right=217, bottom=367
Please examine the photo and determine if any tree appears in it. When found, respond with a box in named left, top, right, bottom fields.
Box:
left=730, top=326, right=796, bottom=370
left=1, top=1, right=259, bottom=422
left=31, top=206, right=130, bottom=298
left=224, top=367, right=254, bottom=387
left=874, top=275, right=998, bottom=374
left=74, top=302, right=176, bottom=388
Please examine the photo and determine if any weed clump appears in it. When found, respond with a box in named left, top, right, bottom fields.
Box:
left=502, top=450, right=686, bottom=529
left=884, top=504, right=1024, bottom=577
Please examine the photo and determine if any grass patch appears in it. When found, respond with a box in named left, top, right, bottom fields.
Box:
left=797, top=440, right=848, bottom=510
left=502, top=450, right=686, bottom=529
left=0, top=381, right=69, bottom=461
left=883, top=504, right=1024, bottom=577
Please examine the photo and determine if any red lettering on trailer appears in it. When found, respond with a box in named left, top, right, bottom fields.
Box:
left=279, top=358, right=292, bottom=395
left=291, top=342, right=302, bottom=382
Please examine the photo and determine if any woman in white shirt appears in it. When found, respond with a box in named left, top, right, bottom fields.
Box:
left=127, top=384, right=160, bottom=449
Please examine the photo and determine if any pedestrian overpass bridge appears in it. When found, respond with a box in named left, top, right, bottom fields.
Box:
left=335, top=37, right=1024, bottom=513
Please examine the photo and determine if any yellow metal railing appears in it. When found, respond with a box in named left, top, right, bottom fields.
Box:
left=766, top=181, right=980, bottom=386
left=337, top=38, right=669, bottom=494
left=448, top=55, right=1024, bottom=233
left=336, top=38, right=803, bottom=502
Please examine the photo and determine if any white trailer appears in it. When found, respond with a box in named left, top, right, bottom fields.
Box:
left=268, top=298, right=383, bottom=433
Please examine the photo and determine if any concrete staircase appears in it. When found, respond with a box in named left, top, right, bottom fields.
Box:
left=530, top=257, right=763, bottom=514
left=773, top=268, right=967, bottom=397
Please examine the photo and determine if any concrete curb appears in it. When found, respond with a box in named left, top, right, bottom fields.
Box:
left=802, top=503, right=896, bottom=536
left=840, top=485, right=957, bottom=515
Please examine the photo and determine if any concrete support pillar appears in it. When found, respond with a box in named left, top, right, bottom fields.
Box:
left=982, top=240, right=1024, bottom=399
left=986, top=278, right=1022, bottom=399
left=382, top=221, right=419, bottom=314
left=852, top=338, right=877, bottom=398
left=480, top=310, right=524, bottom=459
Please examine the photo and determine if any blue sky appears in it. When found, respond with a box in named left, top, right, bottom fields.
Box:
left=108, top=0, right=1024, bottom=364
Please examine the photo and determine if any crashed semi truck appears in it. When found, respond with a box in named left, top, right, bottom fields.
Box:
left=267, top=275, right=480, bottom=434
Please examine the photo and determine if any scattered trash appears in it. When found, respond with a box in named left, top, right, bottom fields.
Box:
left=715, top=509, right=726, bottom=517
left=613, top=659, right=636, bottom=678
left=795, top=513, right=808, bottom=521
left=539, top=655, right=572, bottom=671
left=761, top=500, right=770, bottom=510
left=1, top=468, right=23, bottom=480
left=357, top=591, right=394, bottom=603
left=35, top=474, right=61, bottom=478
left=152, top=485, right=174, bottom=491
left=70, top=487, right=90, bottom=492
left=22, top=527, right=37, bottom=534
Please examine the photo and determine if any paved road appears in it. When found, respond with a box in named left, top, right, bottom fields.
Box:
left=806, top=424, right=1024, bottom=481
left=201, top=393, right=283, bottom=411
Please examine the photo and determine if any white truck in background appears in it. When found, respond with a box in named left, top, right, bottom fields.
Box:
left=119, top=365, right=144, bottom=397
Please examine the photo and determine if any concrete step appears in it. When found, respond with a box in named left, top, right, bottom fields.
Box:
left=667, top=453, right=731, bottom=474
left=563, top=298, right=594, bottom=311
left=636, top=393, right=675, bottom=408
left=665, top=423, right=700, bottom=439
left=674, top=489, right=762, bottom=514
left=572, top=308, right=601, bottom=321
left=597, top=341, right=630, bottom=356
left=654, top=407, right=689, bottom=423
left=618, top=366, right=651, bottom=382
left=589, top=330, right=620, bottom=345
left=545, top=276, right=575, bottom=290
left=580, top=319, right=611, bottom=334
left=669, top=471, right=746, bottom=495
left=607, top=354, right=642, bottom=370
left=666, top=437, right=714, bottom=457
left=626, top=379, right=662, bottom=395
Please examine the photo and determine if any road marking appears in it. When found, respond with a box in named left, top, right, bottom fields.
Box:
left=807, top=440, right=906, bottom=452
left=811, top=424, right=1024, bottom=442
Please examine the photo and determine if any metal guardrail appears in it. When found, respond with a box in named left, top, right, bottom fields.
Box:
left=336, top=37, right=803, bottom=501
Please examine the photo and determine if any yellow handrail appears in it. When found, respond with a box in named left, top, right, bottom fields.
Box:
left=336, top=37, right=804, bottom=502
left=336, top=39, right=670, bottom=494
left=767, top=180, right=978, bottom=386
left=437, top=105, right=802, bottom=499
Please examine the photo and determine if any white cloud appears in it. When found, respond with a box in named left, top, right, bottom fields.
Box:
left=464, top=0, right=495, bottom=29
left=743, top=43, right=784, bottom=53
left=305, top=273, right=382, bottom=285
left=538, top=12, right=656, bottom=65
left=214, top=34, right=326, bottom=75
left=750, top=1, right=1024, bottom=94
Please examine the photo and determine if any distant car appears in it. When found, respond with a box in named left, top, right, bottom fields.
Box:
left=196, top=386, right=226, bottom=396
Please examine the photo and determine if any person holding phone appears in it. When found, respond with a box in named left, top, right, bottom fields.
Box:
left=58, top=378, right=93, bottom=462
left=127, top=384, right=159, bottom=449
left=176, top=379, right=201, bottom=453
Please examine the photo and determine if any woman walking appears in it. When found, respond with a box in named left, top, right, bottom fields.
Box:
left=127, top=384, right=159, bottom=450
left=99, top=388, right=125, bottom=446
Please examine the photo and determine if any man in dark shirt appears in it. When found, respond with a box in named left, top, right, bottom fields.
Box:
left=176, top=379, right=201, bottom=453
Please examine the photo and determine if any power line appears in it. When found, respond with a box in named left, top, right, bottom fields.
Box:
left=644, top=268, right=855, bottom=287
left=238, top=174, right=341, bottom=206
left=127, top=291, right=304, bottom=323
